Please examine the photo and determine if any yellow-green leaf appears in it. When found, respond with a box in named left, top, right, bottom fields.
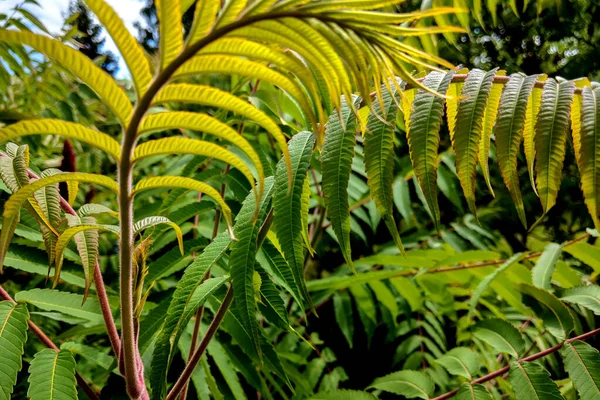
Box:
left=132, top=137, right=257, bottom=199
left=55, top=216, right=118, bottom=295
left=0, top=119, right=121, bottom=160
left=479, top=70, right=506, bottom=196
left=133, top=216, right=184, bottom=255
left=446, top=67, right=469, bottom=143
left=156, top=0, right=183, bottom=69
left=174, top=55, right=315, bottom=127
left=153, top=84, right=291, bottom=187
left=139, top=111, right=264, bottom=196
left=523, top=75, right=547, bottom=195
left=215, top=0, right=247, bottom=29
left=576, top=87, right=600, bottom=229
left=82, top=0, right=152, bottom=96
left=132, top=176, right=233, bottom=233
left=186, top=0, right=219, bottom=45
left=0, top=30, right=132, bottom=125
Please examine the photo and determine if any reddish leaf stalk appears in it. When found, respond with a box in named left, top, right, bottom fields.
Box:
left=166, top=285, right=234, bottom=400
left=431, top=327, right=600, bottom=400
left=0, top=285, right=100, bottom=400
left=16, top=161, right=122, bottom=357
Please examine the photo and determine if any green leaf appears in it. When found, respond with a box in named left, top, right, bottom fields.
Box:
left=518, top=283, right=574, bottom=340
left=560, top=285, right=600, bottom=315
left=15, top=289, right=104, bottom=324
left=308, top=390, right=377, bottom=400
left=0, top=301, right=29, bottom=400
left=206, top=338, right=246, bottom=400
left=523, top=76, right=547, bottom=194
left=138, top=297, right=170, bottom=356
left=4, top=245, right=86, bottom=289
left=408, top=69, right=456, bottom=229
left=436, top=347, right=480, bottom=379
left=473, top=318, right=525, bottom=358
left=531, top=242, right=562, bottom=290
left=495, top=73, right=539, bottom=228
left=365, top=81, right=405, bottom=253
left=27, top=349, right=78, bottom=400
left=368, top=370, right=435, bottom=399
left=455, top=383, right=493, bottom=400
left=229, top=177, right=275, bottom=360
left=321, top=95, right=362, bottom=271
left=390, top=277, right=423, bottom=312
left=574, top=87, right=600, bottom=229
left=274, top=131, right=315, bottom=309
left=256, top=239, right=303, bottom=310
left=257, top=267, right=288, bottom=330
left=562, top=341, right=600, bottom=400
left=453, top=68, right=497, bottom=219
left=533, top=79, right=575, bottom=225
left=150, top=231, right=231, bottom=399
left=300, top=175, right=313, bottom=255
left=60, top=341, right=113, bottom=371
left=35, top=169, right=61, bottom=265
left=333, top=291, right=354, bottom=347
left=562, top=242, right=600, bottom=275
left=509, top=361, right=563, bottom=400
left=468, top=252, right=525, bottom=317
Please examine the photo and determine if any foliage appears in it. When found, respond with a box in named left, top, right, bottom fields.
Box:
left=0, top=1, right=599, bottom=400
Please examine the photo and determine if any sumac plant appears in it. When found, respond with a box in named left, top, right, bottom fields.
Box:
left=0, top=1, right=600, bottom=400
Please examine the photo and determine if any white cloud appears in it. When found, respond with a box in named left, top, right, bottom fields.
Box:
left=0, top=0, right=146, bottom=78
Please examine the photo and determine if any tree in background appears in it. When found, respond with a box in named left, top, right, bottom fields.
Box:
left=134, top=0, right=196, bottom=54
left=439, top=0, right=600, bottom=81
left=66, top=0, right=118, bottom=76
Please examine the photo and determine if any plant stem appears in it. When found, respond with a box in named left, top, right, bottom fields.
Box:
left=93, top=263, right=121, bottom=356
left=0, top=285, right=100, bottom=400
left=399, top=74, right=584, bottom=95
left=15, top=159, right=122, bottom=358
left=431, top=327, right=600, bottom=400
left=165, top=285, right=234, bottom=400
left=117, top=14, right=304, bottom=396
left=392, top=232, right=590, bottom=278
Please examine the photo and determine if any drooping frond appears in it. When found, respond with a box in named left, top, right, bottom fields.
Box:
left=322, top=70, right=596, bottom=264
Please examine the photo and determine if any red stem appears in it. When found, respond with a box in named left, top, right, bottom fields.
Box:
left=166, top=286, right=234, bottom=400
left=6, top=162, right=121, bottom=364
left=432, top=327, right=600, bottom=400
left=0, top=285, right=100, bottom=400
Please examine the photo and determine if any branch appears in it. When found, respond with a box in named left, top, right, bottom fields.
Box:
left=392, top=232, right=590, bottom=278
left=19, top=163, right=121, bottom=357
left=165, top=285, right=234, bottom=400
left=401, top=74, right=585, bottom=94
left=0, top=284, right=100, bottom=400
left=432, top=327, right=600, bottom=400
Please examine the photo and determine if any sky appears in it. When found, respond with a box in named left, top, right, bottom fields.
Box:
left=0, top=0, right=146, bottom=78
